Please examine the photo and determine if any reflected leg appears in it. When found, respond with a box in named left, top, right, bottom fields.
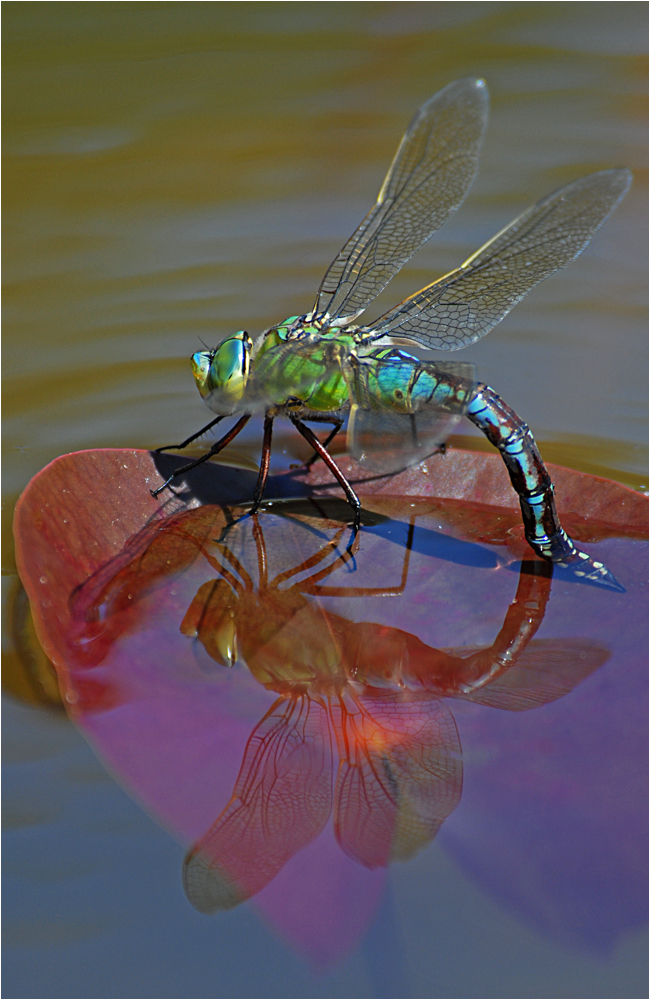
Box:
left=309, top=518, right=416, bottom=597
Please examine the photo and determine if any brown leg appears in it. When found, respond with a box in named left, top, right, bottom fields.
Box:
left=250, top=414, right=274, bottom=513
left=303, top=417, right=344, bottom=469
left=151, top=414, right=251, bottom=497
left=155, top=415, right=226, bottom=453
left=290, top=416, right=361, bottom=539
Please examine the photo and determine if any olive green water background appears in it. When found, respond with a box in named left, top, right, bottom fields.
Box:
left=3, top=4, right=648, bottom=998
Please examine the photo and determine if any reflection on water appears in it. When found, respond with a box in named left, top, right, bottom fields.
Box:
left=10, top=437, right=649, bottom=982
left=63, top=500, right=613, bottom=948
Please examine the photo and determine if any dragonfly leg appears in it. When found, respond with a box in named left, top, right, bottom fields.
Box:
left=155, top=415, right=226, bottom=453
left=290, top=416, right=362, bottom=542
left=466, top=385, right=623, bottom=592
left=250, top=415, right=274, bottom=514
left=151, top=415, right=251, bottom=498
left=302, top=416, right=344, bottom=469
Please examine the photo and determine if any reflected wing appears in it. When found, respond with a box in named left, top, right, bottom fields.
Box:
left=332, top=692, right=462, bottom=868
left=360, top=169, right=632, bottom=349
left=347, top=358, right=476, bottom=473
left=314, top=78, right=488, bottom=323
left=69, top=507, right=225, bottom=664
left=183, top=696, right=332, bottom=912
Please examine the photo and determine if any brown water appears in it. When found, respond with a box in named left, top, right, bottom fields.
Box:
left=3, top=4, right=647, bottom=998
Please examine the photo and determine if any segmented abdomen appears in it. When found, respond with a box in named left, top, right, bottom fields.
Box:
left=364, top=348, right=473, bottom=413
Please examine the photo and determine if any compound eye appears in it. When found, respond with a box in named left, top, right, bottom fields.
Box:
left=191, top=350, right=213, bottom=390
left=191, top=332, right=251, bottom=412
left=212, top=335, right=249, bottom=387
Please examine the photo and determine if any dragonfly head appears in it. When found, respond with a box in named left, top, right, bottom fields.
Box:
left=191, top=331, right=253, bottom=414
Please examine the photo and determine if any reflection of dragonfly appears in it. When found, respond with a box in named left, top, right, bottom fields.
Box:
left=154, top=77, right=630, bottom=590
left=72, top=505, right=609, bottom=913
left=179, top=517, right=608, bottom=912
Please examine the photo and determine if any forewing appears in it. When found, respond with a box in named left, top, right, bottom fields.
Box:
left=314, top=78, right=489, bottom=323
left=183, top=696, right=332, bottom=912
left=361, top=168, right=632, bottom=349
left=347, top=358, right=476, bottom=473
left=332, top=693, right=462, bottom=868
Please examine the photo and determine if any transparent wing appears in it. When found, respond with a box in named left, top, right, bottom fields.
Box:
left=347, top=358, right=476, bottom=473
left=332, top=692, right=462, bottom=867
left=359, top=168, right=632, bottom=349
left=183, top=696, right=332, bottom=912
left=349, top=407, right=459, bottom=473
left=313, top=77, right=489, bottom=323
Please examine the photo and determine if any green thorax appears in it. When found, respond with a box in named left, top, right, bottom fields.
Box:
left=252, top=313, right=358, bottom=412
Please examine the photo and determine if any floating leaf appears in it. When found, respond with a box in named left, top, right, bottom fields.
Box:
left=12, top=446, right=648, bottom=963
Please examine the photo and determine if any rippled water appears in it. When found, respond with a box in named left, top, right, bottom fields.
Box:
left=3, top=5, right=647, bottom=998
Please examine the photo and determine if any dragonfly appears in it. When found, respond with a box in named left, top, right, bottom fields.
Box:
left=153, top=77, right=631, bottom=590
